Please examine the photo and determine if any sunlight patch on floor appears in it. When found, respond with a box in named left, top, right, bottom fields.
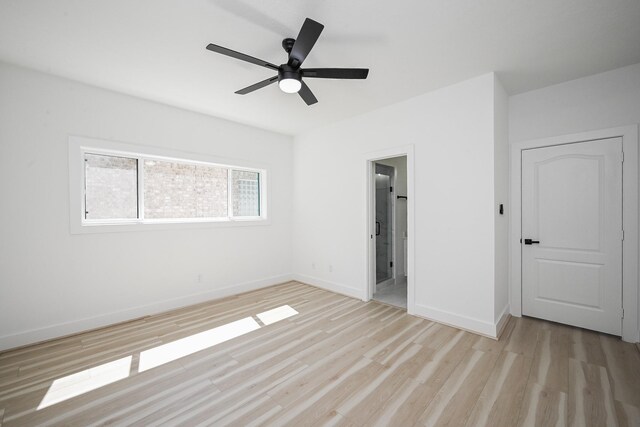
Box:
left=139, top=316, right=260, bottom=372
left=38, top=356, right=132, bottom=410
left=256, top=304, right=299, bottom=325
left=37, top=304, right=299, bottom=410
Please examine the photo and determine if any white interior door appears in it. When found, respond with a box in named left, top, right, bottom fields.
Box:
left=521, top=138, right=623, bottom=335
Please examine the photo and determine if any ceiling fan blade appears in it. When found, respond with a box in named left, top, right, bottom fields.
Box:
left=206, top=43, right=279, bottom=71
left=288, top=18, right=324, bottom=68
left=235, top=76, right=279, bottom=95
left=303, top=68, right=369, bottom=79
left=298, top=81, right=318, bottom=105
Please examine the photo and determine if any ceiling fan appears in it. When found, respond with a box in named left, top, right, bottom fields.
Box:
left=205, top=18, right=369, bottom=106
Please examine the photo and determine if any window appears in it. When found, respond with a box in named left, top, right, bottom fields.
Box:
left=143, top=160, right=228, bottom=219
left=75, top=141, right=267, bottom=229
left=84, top=154, right=138, bottom=220
left=232, top=170, right=260, bottom=217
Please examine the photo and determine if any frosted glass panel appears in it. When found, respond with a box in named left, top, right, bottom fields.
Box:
left=232, top=170, right=260, bottom=217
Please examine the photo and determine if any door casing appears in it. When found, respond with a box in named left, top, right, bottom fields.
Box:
left=509, top=125, right=639, bottom=342
left=365, top=145, right=415, bottom=314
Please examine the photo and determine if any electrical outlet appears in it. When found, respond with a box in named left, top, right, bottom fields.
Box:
left=312, top=262, right=316, bottom=270
left=197, top=274, right=203, bottom=283
left=328, top=265, right=333, bottom=272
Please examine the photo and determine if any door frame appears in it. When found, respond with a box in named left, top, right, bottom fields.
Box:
left=365, top=145, right=415, bottom=313
left=509, top=125, right=639, bottom=342
left=373, top=163, right=396, bottom=291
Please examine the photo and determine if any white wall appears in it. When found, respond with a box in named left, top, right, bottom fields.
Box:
left=509, top=62, right=640, bottom=340
left=377, top=156, right=407, bottom=279
left=494, top=76, right=509, bottom=326
left=0, top=62, right=293, bottom=351
left=292, top=73, right=507, bottom=336
left=509, top=63, right=640, bottom=143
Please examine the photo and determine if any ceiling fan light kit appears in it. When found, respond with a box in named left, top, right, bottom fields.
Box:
left=278, top=65, right=302, bottom=93
left=206, top=18, right=369, bottom=105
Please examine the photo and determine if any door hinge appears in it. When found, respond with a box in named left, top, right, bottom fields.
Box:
left=390, top=186, right=393, bottom=193
left=621, top=151, right=624, bottom=163
left=622, top=308, right=625, bottom=319
left=390, top=261, right=393, bottom=267
left=621, top=230, right=625, bottom=241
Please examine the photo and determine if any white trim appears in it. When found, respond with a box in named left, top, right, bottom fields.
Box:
left=495, top=305, right=512, bottom=339
left=364, top=145, right=416, bottom=314
left=509, top=125, right=639, bottom=342
left=413, top=303, right=500, bottom=338
left=226, top=167, right=233, bottom=218
left=69, top=135, right=269, bottom=234
left=0, top=274, right=293, bottom=352
left=292, top=274, right=364, bottom=300
left=137, top=154, right=145, bottom=221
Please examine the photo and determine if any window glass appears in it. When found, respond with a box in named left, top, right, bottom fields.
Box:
left=85, top=154, right=138, bottom=220
left=232, top=170, right=260, bottom=217
left=143, top=160, right=228, bottom=219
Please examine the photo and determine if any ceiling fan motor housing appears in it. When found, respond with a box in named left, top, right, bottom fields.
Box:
left=278, top=65, right=301, bottom=84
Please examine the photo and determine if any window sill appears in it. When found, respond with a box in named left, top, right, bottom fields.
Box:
left=71, top=217, right=270, bottom=235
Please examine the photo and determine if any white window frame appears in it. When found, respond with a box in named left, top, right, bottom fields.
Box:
left=69, top=136, right=269, bottom=234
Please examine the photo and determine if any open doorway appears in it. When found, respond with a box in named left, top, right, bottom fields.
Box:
left=372, top=156, right=408, bottom=309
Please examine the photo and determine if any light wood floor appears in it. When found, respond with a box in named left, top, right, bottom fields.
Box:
left=1, top=281, right=639, bottom=426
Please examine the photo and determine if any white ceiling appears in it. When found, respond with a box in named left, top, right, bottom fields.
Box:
left=1, top=0, right=639, bottom=135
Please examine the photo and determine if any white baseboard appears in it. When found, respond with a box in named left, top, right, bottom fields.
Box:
left=292, top=274, right=364, bottom=300
left=0, top=274, right=293, bottom=352
left=413, top=303, right=501, bottom=339
left=494, top=305, right=512, bottom=339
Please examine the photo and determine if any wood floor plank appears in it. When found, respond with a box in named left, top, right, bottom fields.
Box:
left=418, top=349, right=499, bottom=426
left=0, top=282, right=638, bottom=426
left=472, top=317, right=513, bottom=355
left=161, top=358, right=307, bottom=426
left=412, top=330, right=477, bottom=385
left=570, top=328, right=608, bottom=367
left=465, top=350, right=532, bottom=427
left=128, top=383, right=222, bottom=426
left=504, top=317, right=543, bottom=357
left=216, top=394, right=283, bottom=427
left=351, top=347, right=439, bottom=425
left=530, top=326, right=571, bottom=393
left=414, top=322, right=462, bottom=349
left=517, top=382, right=567, bottom=427
left=600, top=334, right=640, bottom=407
left=267, top=337, right=378, bottom=408
left=368, top=377, right=439, bottom=426
left=268, top=358, right=383, bottom=426
left=311, top=410, right=357, bottom=427
left=614, top=400, right=640, bottom=427
left=568, top=358, right=619, bottom=427
left=337, top=344, right=429, bottom=424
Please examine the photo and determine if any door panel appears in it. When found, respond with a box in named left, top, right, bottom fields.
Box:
left=521, top=138, right=622, bottom=335
left=375, top=163, right=394, bottom=284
